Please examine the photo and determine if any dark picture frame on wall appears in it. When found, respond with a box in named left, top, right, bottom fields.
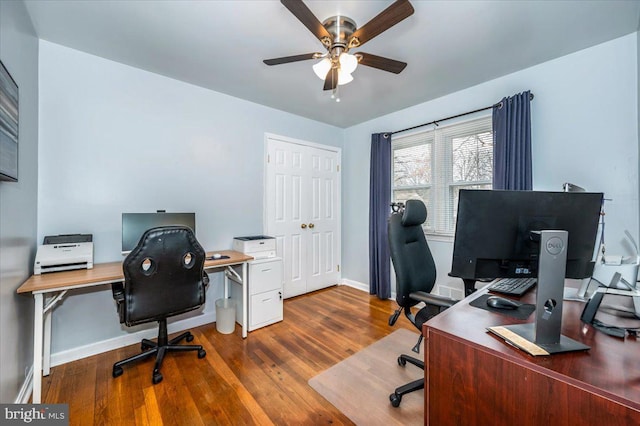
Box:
left=0, top=60, right=19, bottom=182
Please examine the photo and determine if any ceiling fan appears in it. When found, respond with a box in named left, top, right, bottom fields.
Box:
left=264, top=0, right=414, bottom=97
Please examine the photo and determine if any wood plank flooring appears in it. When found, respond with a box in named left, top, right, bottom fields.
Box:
left=40, top=285, right=414, bottom=425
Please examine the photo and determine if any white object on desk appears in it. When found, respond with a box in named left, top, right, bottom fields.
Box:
left=233, top=235, right=276, bottom=259
left=34, top=241, right=94, bottom=275
left=592, top=230, right=640, bottom=290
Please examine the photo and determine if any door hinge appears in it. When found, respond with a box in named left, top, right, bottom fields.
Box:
left=337, top=265, right=340, bottom=272
left=267, top=154, right=270, bottom=163
left=337, top=164, right=340, bottom=172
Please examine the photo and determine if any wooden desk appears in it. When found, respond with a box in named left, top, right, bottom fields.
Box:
left=17, top=250, right=253, bottom=404
left=423, top=286, right=640, bottom=426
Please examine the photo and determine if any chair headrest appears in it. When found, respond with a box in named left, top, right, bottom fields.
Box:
left=402, top=200, right=427, bottom=227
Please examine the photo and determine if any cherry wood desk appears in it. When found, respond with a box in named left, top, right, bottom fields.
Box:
left=423, top=285, right=640, bottom=426
left=17, top=250, right=253, bottom=404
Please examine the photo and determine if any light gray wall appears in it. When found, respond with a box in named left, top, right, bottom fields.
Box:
left=342, top=33, right=639, bottom=299
left=0, top=0, right=39, bottom=403
left=37, top=40, right=344, bottom=355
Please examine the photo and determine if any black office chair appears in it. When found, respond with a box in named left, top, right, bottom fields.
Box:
left=111, top=225, right=209, bottom=384
left=387, top=200, right=459, bottom=407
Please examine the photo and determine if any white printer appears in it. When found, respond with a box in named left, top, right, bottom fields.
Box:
left=233, top=235, right=276, bottom=259
left=34, top=234, right=94, bottom=275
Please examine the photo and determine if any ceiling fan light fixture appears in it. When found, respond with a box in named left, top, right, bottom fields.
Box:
left=313, top=58, right=332, bottom=80
left=337, top=68, right=353, bottom=85
left=265, top=0, right=415, bottom=96
left=339, top=52, right=358, bottom=74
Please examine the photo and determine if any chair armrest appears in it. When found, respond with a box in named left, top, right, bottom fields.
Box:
left=111, top=282, right=125, bottom=323
left=111, top=282, right=124, bottom=302
left=410, top=291, right=457, bottom=309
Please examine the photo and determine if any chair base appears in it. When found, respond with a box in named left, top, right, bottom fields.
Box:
left=112, top=319, right=206, bottom=384
left=389, top=354, right=424, bottom=407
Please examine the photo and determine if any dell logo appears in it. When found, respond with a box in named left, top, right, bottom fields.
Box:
left=545, top=237, right=564, bottom=255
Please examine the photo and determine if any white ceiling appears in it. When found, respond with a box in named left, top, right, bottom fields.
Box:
left=23, top=0, right=640, bottom=128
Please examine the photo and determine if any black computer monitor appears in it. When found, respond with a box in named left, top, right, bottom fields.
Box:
left=450, top=190, right=603, bottom=283
left=121, top=212, right=196, bottom=254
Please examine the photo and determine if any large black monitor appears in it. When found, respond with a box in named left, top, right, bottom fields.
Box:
left=121, top=212, right=196, bottom=254
left=450, top=190, right=603, bottom=283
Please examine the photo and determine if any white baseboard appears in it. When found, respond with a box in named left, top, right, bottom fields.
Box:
left=340, top=279, right=396, bottom=300
left=50, top=312, right=216, bottom=367
left=340, top=278, right=368, bottom=293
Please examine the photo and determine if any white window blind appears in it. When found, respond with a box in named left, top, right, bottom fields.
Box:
left=392, top=115, right=493, bottom=236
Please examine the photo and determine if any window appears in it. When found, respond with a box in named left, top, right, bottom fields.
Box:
left=392, top=116, right=493, bottom=236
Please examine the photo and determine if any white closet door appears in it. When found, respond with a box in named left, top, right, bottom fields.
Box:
left=265, top=135, right=341, bottom=298
left=306, top=148, right=340, bottom=292
left=266, top=138, right=309, bottom=298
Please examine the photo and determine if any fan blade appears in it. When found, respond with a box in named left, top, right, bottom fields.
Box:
left=348, top=0, right=414, bottom=48
left=263, top=53, right=320, bottom=66
left=323, top=68, right=337, bottom=91
left=357, top=53, right=407, bottom=74
left=281, top=0, right=332, bottom=44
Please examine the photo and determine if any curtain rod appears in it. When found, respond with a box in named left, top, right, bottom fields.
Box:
left=390, top=92, right=534, bottom=136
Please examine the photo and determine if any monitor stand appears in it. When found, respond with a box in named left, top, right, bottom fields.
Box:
left=559, top=277, right=591, bottom=301
left=503, top=230, right=590, bottom=354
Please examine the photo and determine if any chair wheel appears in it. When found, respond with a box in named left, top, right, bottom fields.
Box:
left=141, top=342, right=150, bottom=350
left=198, top=349, right=206, bottom=359
left=186, top=334, right=194, bottom=342
left=390, top=393, right=402, bottom=407
left=152, top=372, right=163, bottom=384
left=112, top=366, right=123, bottom=378
left=398, top=356, right=406, bottom=367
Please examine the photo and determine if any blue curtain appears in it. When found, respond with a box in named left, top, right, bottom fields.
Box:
left=492, top=91, right=532, bottom=190
left=369, top=132, right=392, bottom=299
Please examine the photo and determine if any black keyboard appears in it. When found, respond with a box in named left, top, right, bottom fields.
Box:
left=488, top=277, right=537, bottom=296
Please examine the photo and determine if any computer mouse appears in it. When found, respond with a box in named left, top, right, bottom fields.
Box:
left=486, top=296, right=521, bottom=310
left=212, top=253, right=222, bottom=259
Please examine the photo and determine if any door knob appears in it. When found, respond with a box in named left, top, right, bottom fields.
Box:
left=301, top=223, right=307, bottom=229
left=308, top=223, right=315, bottom=229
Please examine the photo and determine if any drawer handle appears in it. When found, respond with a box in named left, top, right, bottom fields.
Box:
left=261, top=269, right=271, bottom=273
left=262, top=298, right=272, bottom=302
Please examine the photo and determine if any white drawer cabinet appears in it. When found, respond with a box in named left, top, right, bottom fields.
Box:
left=250, top=289, right=282, bottom=328
left=231, top=257, right=283, bottom=331
left=250, top=260, right=282, bottom=294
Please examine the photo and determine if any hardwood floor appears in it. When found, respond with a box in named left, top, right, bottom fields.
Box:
left=41, top=285, right=414, bottom=425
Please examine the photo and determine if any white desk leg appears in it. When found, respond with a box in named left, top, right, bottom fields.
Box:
left=43, top=301, right=52, bottom=376
left=33, top=293, right=44, bottom=403
left=223, top=268, right=229, bottom=299
left=242, top=262, right=248, bottom=339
